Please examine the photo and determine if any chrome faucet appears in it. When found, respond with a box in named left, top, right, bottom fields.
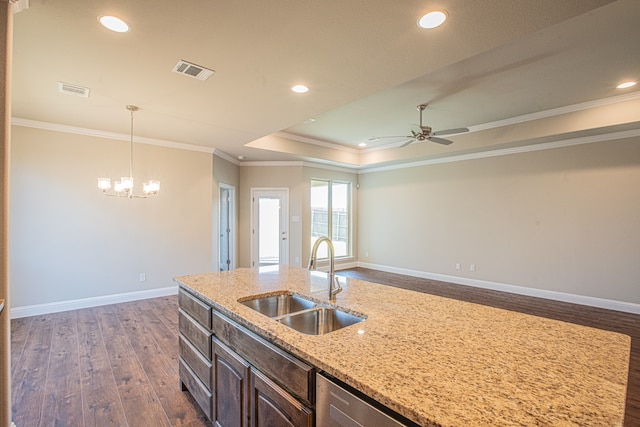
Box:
left=308, top=236, right=342, bottom=302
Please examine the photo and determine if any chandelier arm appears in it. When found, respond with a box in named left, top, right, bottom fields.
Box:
left=129, top=107, right=134, bottom=179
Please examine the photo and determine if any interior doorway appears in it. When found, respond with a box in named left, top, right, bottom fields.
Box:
left=219, top=183, right=235, bottom=271
left=251, top=188, right=289, bottom=267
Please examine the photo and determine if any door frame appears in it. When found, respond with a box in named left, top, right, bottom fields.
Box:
left=219, top=183, right=236, bottom=271
left=250, top=188, right=289, bottom=267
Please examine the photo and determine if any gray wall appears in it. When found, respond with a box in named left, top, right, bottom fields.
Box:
left=9, top=125, right=640, bottom=310
left=10, top=125, right=214, bottom=307
left=358, top=136, right=640, bottom=304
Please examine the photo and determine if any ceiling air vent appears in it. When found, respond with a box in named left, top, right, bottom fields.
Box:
left=58, top=82, right=90, bottom=98
left=172, top=60, right=215, bottom=81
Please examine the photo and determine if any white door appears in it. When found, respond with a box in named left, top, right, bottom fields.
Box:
left=219, top=184, right=235, bottom=271
left=251, top=189, right=289, bottom=267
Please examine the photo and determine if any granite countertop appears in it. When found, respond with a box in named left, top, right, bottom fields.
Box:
left=174, top=266, right=630, bottom=427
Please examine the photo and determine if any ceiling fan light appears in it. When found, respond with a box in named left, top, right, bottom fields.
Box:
left=99, top=15, right=130, bottom=33
left=418, top=11, right=447, bottom=29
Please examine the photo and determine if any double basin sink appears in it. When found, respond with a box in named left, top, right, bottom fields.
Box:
left=239, top=292, right=365, bottom=335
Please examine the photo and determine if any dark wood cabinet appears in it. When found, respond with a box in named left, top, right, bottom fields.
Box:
left=178, top=288, right=314, bottom=427
left=179, top=290, right=214, bottom=420
left=251, top=368, right=313, bottom=427
left=212, top=337, right=250, bottom=427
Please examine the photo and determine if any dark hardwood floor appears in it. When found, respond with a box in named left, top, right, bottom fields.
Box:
left=11, top=269, right=640, bottom=426
left=11, top=295, right=209, bottom=427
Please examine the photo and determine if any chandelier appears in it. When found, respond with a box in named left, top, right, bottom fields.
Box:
left=97, top=105, right=160, bottom=198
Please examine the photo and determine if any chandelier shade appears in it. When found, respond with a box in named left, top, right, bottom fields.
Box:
left=98, top=105, right=160, bottom=198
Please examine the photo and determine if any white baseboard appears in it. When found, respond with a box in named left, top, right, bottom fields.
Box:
left=336, top=261, right=359, bottom=270
left=357, top=262, right=640, bottom=315
left=10, top=286, right=178, bottom=319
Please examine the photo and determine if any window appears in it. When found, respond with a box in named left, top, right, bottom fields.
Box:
left=310, top=179, right=351, bottom=258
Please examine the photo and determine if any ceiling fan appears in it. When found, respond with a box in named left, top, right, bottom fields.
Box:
left=378, top=104, right=469, bottom=147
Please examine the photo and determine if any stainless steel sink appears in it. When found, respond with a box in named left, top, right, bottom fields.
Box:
left=239, top=292, right=316, bottom=317
left=239, top=292, right=366, bottom=335
left=277, top=307, right=365, bottom=336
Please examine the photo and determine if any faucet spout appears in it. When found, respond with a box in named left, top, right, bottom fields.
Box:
left=308, top=236, right=342, bottom=302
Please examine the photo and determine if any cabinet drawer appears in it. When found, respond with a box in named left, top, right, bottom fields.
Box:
left=179, top=336, right=212, bottom=390
left=179, top=309, right=212, bottom=360
left=180, top=359, right=212, bottom=421
left=251, top=367, right=313, bottom=427
left=211, top=310, right=314, bottom=404
left=179, top=289, right=212, bottom=329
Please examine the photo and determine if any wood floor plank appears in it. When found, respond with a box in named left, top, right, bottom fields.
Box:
left=40, top=373, right=84, bottom=427
left=117, top=305, right=207, bottom=426
left=146, top=295, right=180, bottom=333
left=11, top=316, right=54, bottom=427
left=76, top=308, right=117, bottom=394
left=136, top=304, right=180, bottom=365
left=10, top=316, right=33, bottom=377
left=47, top=310, right=80, bottom=380
left=82, top=384, right=128, bottom=427
left=95, top=304, right=172, bottom=427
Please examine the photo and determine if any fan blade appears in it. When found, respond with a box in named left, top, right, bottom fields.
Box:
left=375, top=135, right=413, bottom=139
left=428, top=136, right=453, bottom=145
left=433, top=127, right=469, bottom=136
left=400, top=139, right=416, bottom=148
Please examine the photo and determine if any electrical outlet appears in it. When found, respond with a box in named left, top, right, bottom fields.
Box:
left=470, top=264, right=476, bottom=272
left=139, top=273, right=146, bottom=282
left=455, top=263, right=461, bottom=270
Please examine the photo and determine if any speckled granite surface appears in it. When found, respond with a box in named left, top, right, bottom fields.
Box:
left=174, top=266, right=630, bottom=427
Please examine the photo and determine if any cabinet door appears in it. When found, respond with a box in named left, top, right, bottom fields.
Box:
left=251, top=368, right=313, bottom=427
left=213, top=338, right=251, bottom=427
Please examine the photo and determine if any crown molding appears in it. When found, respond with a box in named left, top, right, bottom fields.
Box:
left=213, top=149, right=240, bottom=165
left=359, top=128, right=640, bottom=174
left=11, top=117, right=216, bottom=154
left=239, top=160, right=304, bottom=167
left=301, top=161, right=356, bottom=174
left=469, top=91, right=640, bottom=133
left=273, top=132, right=360, bottom=154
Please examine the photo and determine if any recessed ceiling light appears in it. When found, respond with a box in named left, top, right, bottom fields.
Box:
left=291, top=84, right=309, bottom=94
left=99, top=15, right=130, bottom=33
left=303, top=118, right=316, bottom=124
left=617, top=81, right=637, bottom=89
left=238, top=155, right=246, bottom=160
left=358, top=142, right=367, bottom=147
left=418, top=11, right=447, bottom=29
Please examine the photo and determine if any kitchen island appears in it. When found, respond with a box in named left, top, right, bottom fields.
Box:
left=175, top=265, right=630, bottom=426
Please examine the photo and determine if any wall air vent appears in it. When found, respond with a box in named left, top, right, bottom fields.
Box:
left=172, top=60, right=215, bottom=81
left=57, top=82, right=90, bottom=98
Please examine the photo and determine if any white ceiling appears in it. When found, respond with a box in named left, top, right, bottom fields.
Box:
left=10, top=0, right=640, bottom=167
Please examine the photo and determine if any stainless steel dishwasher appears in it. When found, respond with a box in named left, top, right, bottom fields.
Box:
left=316, top=373, right=410, bottom=427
